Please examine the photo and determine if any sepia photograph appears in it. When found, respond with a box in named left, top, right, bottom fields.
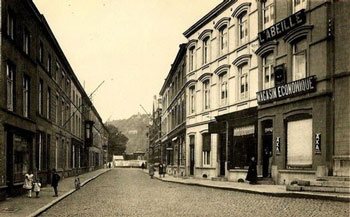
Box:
left=0, top=0, right=349, bottom=216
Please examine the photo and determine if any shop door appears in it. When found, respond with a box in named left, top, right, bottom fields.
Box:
left=219, top=134, right=226, bottom=176
left=189, top=144, right=194, bottom=176
left=262, top=134, right=272, bottom=178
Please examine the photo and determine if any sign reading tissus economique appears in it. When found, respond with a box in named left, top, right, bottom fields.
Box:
left=256, top=76, right=316, bottom=104
left=258, top=9, right=306, bottom=44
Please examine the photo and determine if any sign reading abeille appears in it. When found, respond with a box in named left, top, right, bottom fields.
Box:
left=256, top=76, right=316, bottom=104
left=258, top=9, right=306, bottom=44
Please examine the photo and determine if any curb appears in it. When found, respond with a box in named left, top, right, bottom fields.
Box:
left=28, top=169, right=111, bottom=217
left=149, top=174, right=350, bottom=202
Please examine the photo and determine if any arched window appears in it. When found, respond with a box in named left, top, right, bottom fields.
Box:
left=239, top=11, right=248, bottom=45
left=189, top=46, right=195, bottom=72
left=202, top=133, right=211, bottom=166
left=189, top=85, right=196, bottom=114
left=219, top=72, right=228, bottom=105
left=263, top=53, right=274, bottom=89
left=203, top=80, right=210, bottom=110
left=203, top=36, right=210, bottom=64
left=292, top=37, right=307, bottom=81
left=239, top=63, right=249, bottom=100
left=219, top=25, right=228, bottom=54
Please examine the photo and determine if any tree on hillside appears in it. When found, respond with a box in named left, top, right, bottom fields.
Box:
left=106, top=124, right=128, bottom=161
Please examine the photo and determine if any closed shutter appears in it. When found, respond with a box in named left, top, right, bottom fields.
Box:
left=287, top=119, right=312, bottom=166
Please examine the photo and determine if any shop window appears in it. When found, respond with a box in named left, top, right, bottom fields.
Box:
left=293, top=0, right=307, bottom=13
left=263, top=0, right=274, bottom=29
left=189, top=46, right=195, bottom=72
left=203, top=36, right=210, bottom=65
left=6, top=63, right=15, bottom=111
left=13, top=135, right=30, bottom=183
left=239, top=11, right=248, bottom=45
left=219, top=25, right=228, bottom=55
left=292, top=38, right=307, bottom=81
left=287, top=118, right=312, bottom=167
left=23, top=75, right=30, bottom=118
left=263, top=53, right=274, bottom=89
left=219, top=72, right=228, bottom=105
left=203, top=80, right=210, bottom=110
left=202, top=133, right=211, bottom=166
left=232, top=125, right=256, bottom=169
left=239, top=64, right=249, bottom=100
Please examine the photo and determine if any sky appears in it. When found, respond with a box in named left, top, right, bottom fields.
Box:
left=33, top=0, right=222, bottom=121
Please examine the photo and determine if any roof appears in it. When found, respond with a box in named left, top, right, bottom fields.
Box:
left=183, top=0, right=236, bottom=38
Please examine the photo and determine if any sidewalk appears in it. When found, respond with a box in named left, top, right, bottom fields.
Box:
left=0, top=168, right=111, bottom=217
left=145, top=170, right=350, bottom=202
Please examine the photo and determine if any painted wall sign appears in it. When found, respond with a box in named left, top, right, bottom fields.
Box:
left=256, top=76, right=316, bottom=104
left=233, top=125, right=255, bottom=136
left=276, top=137, right=281, bottom=155
left=258, top=9, right=306, bottom=44
left=315, top=133, right=321, bottom=153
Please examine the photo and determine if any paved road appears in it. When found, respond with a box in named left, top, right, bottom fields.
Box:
left=40, top=168, right=349, bottom=217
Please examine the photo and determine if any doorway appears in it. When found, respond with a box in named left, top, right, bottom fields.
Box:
left=219, top=133, right=226, bottom=176
left=189, top=144, right=194, bottom=176
left=262, top=120, right=273, bottom=178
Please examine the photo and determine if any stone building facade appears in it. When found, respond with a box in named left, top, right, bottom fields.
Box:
left=0, top=0, right=107, bottom=199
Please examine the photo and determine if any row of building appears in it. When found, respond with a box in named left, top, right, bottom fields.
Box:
left=148, top=0, right=350, bottom=185
left=0, top=0, right=108, bottom=200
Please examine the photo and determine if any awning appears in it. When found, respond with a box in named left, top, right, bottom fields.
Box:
left=208, top=121, right=226, bottom=134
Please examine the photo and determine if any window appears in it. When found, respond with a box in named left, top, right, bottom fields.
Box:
left=7, top=63, right=15, bottom=111
left=202, top=133, right=211, bottom=166
left=189, top=86, right=195, bottom=114
left=38, top=79, right=43, bottom=115
left=287, top=118, right=312, bottom=166
left=37, top=133, right=42, bottom=171
left=219, top=25, right=228, bottom=54
left=263, top=0, right=274, bottom=29
left=23, top=28, right=30, bottom=54
left=189, top=46, right=195, bottom=72
left=203, top=80, right=210, bottom=110
left=293, top=0, right=307, bottom=13
left=239, top=64, right=249, bottom=100
left=7, top=10, right=14, bottom=40
left=61, top=100, right=65, bottom=126
left=292, top=38, right=307, bottom=81
left=47, top=54, right=52, bottom=73
left=203, top=37, right=209, bottom=65
left=47, top=88, right=51, bottom=119
left=39, top=42, right=43, bottom=63
left=55, top=62, right=60, bottom=82
left=219, top=72, right=228, bottom=105
left=55, top=94, right=59, bottom=124
left=23, top=75, right=30, bottom=118
left=239, top=12, right=248, bottom=44
left=263, top=53, right=274, bottom=89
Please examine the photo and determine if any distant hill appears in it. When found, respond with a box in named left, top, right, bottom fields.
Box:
left=107, top=113, right=149, bottom=154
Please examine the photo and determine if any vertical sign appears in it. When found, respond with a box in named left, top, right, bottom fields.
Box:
left=315, top=133, right=321, bottom=154
left=276, top=137, right=281, bottom=155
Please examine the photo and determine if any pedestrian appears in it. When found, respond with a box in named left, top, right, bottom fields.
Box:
left=108, top=162, right=111, bottom=169
left=159, top=163, right=163, bottom=178
left=74, top=175, right=81, bottom=190
left=246, top=156, right=257, bottom=184
left=141, top=162, right=145, bottom=170
left=162, top=163, right=166, bottom=178
left=51, top=168, right=61, bottom=197
left=149, top=164, right=155, bottom=179
left=23, top=170, right=34, bottom=198
left=33, top=178, right=41, bottom=198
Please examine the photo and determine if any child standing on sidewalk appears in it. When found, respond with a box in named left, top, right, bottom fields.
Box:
left=23, top=171, right=34, bottom=198
left=33, top=178, right=41, bottom=198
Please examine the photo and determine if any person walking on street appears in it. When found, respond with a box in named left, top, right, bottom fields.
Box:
left=246, top=156, right=257, bottom=184
left=33, top=178, right=41, bottom=198
left=149, top=164, right=155, bottom=179
left=159, top=163, right=163, bottom=178
left=162, top=163, right=166, bottom=178
left=23, top=171, right=34, bottom=198
left=51, top=169, right=61, bottom=197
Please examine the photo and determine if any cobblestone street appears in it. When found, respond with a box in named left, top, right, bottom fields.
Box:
left=40, top=168, right=349, bottom=217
